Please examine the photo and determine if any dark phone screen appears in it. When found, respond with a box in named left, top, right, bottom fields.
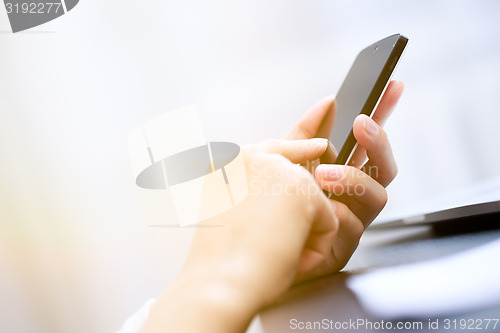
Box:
left=330, top=34, right=404, bottom=155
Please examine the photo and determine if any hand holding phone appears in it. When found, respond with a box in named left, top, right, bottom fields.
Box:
left=281, top=39, right=406, bottom=278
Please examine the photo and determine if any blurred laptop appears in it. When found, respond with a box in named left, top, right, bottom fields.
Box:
left=372, top=176, right=500, bottom=229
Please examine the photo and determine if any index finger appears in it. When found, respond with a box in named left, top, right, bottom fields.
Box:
left=371, top=80, right=404, bottom=126
left=347, top=80, right=404, bottom=168
left=257, top=138, right=329, bottom=164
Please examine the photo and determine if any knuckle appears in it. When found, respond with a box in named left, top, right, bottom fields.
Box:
left=335, top=201, right=364, bottom=237
left=381, top=160, right=398, bottom=187
left=351, top=219, right=365, bottom=238
left=378, top=189, right=389, bottom=209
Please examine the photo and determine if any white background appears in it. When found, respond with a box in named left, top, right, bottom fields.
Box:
left=0, top=1, right=499, bottom=332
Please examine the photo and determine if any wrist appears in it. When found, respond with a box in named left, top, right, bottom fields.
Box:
left=143, top=265, right=261, bottom=333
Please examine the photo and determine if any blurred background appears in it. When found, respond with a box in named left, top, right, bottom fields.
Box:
left=1, top=1, right=499, bottom=332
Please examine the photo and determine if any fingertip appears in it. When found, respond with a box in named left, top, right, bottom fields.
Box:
left=352, top=114, right=369, bottom=138
left=328, top=97, right=337, bottom=113
left=387, top=80, right=405, bottom=99
left=323, top=95, right=336, bottom=103
left=390, top=80, right=404, bottom=89
left=315, top=164, right=345, bottom=183
left=371, top=81, right=404, bottom=125
left=308, top=137, right=329, bottom=154
left=353, top=115, right=382, bottom=148
left=363, top=116, right=379, bottom=136
left=354, top=114, right=369, bottom=124
left=314, top=95, right=336, bottom=113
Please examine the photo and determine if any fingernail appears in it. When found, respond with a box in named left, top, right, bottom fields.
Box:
left=316, top=164, right=344, bottom=181
left=364, top=116, right=378, bottom=136
left=309, top=137, right=328, bottom=145
left=308, top=138, right=329, bottom=150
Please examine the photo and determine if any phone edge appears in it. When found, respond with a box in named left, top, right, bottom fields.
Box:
left=334, top=35, right=409, bottom=165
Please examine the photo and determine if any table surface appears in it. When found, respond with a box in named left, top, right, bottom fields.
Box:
left=250, top=222, right=500, bottom=333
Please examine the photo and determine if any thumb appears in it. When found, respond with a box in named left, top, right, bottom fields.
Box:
left=258, top=138, right=329, bottom=164
left=284, top=97, right=336, bottom=140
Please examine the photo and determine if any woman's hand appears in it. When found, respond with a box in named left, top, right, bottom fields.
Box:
left=286, top=81, right=404, bottom=281
left=140, top=82, right=404, bottom=332
left=142, top=139, right=339, bottom=333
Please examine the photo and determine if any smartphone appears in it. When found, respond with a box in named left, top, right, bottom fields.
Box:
left=330, top=34, right=408, bottom=165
